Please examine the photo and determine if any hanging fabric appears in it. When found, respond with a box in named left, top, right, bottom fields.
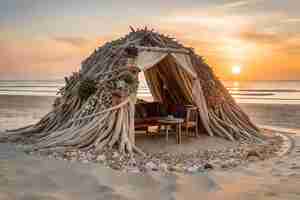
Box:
left=136, top=51, right=168, bottom=71
left=171, top=53, right=197, bottom=78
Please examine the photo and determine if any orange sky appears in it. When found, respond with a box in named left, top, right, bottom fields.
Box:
left=0, top=0, right=299, bottom=80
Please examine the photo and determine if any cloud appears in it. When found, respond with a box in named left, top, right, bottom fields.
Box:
left=221, top=0, right=252, bottom=9
left=0, top=37, right=87, bottom=79
left=276, top=40, right=300, bottom=55
left=52, top=36, right=90, bottom=48
left=0, top=34, right=117, bottom=79
left=239, top=29, right=283, bottom=44
left=282, top=18, right=300, bottom=23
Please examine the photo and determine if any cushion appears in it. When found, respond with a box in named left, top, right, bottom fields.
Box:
left=158, top=104, right=168, bottom=117
left=141, top=102, right=167, bottom=117
left=169, top=104, right=186, bottom=118
left=144, top=102, right=159, bottom=117
left=135, top=103, right=148, bottom=119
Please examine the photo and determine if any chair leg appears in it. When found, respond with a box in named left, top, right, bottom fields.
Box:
left=178, top=124, right=182, bottom=144
left=158, top=125, right=161, bottom=136
left=166, top=125, right=169, bottom=142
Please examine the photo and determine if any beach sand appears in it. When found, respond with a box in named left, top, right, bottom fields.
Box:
left=0, top=95, right=300, bottom=199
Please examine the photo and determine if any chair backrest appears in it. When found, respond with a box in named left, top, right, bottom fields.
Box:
left=135, top=102, right=168, bottom=119
left=184, top=106, right=198, bottom=123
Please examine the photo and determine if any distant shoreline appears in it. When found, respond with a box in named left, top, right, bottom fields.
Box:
left=1, top=95, right=300, bottom=133
left=1, top=94, right=300, bottom=106
left=0, top=79, right=300, bottom=104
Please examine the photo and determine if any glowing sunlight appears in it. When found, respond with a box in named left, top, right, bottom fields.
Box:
left=231, top=65, right=242, bottom=75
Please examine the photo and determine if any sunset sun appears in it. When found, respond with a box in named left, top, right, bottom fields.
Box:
left=231, top=65, right=242, bottom=75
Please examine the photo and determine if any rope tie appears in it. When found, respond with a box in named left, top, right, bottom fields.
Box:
left=71, top=98, right=130, bottom=122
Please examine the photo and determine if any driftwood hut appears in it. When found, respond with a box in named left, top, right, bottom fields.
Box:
left=4, top=28, right=263, bottom=155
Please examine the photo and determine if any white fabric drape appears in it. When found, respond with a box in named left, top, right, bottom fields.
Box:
left=136, top=51, right=168, bottom=71
left=171, top=53, right=197, bottom=78
left=137, top=51, right=197, bottom=78
left=144, top=67, right=164, bottom=102
left=192, top=79, right=214, bottom=136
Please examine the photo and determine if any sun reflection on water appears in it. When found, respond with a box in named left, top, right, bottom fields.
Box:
left=232, top=81, right=240, bottom=91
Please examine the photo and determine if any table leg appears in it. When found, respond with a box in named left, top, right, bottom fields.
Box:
left=178, top=123, right=182, bottom=144
left=175, top=125, right=178, bottom=144
left=166, top=125, right=169, bottom=142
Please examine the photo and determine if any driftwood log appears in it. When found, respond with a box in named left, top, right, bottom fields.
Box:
left=1, top=27, right=264, bottom=155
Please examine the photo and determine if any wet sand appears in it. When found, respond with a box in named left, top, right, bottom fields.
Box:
left=241, top=103, right=300, bottom=130
left=0, top=95, right=55, bottom=130
left=1, top=95, right=300, bottom=131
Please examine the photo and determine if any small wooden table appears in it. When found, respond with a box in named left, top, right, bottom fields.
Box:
left=158, top=118, right=184, bottom=144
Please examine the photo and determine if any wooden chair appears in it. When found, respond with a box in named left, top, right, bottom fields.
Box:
left=182, top=105, right=199, bottom=137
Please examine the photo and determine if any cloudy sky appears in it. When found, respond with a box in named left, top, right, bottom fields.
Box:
left=0, top=0, right=299, bottom=80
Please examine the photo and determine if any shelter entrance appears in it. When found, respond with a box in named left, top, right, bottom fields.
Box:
left=134, top=51, right=207, bottom=143
left=143, top=54, right=194, bottom=107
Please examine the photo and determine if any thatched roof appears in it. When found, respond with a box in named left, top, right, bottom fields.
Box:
left=3, top=27, right=263, bottom=155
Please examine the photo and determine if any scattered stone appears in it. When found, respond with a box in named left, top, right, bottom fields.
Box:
left=247, top=156, right=260, bottom=162
left=246, top=150, right=261, bottom=159
left=145, top=161, right=159, bottom=171
left=127, top=158, right=137, bottom=167
left=70, top=151, right=78, bottom=157
left=127, top=166, right=140, bottom=173
left=96, top=154, right=106, bottom=162
left=186, top=166, right=199, bottom=173
left=26, top=129, right=283, bottom=175
left=111, top=164, right=121, bottom=170
left=112, top=152, right=119, bottom=159
left=159, top=163, right=168, bottom=172
left=170, top=164, right=184, bottom=172
left=203, top=163, right=214, bottom=170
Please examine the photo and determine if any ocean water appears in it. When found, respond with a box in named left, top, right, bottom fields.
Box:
left=0, top=80, right=299, bottom=105
left=0, top=80, right=64, bottom=97
left=224, top=80, right=300, bottom=104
